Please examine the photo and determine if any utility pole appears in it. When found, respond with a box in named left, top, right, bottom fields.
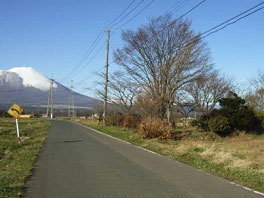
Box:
left=50, top=79, right=54, bottom=119
left=68, top=80, right=71, bottom=117
left=72, top=82, right=75, bottom=118
left=46, top=82, right=51, bottom=119
left=68, top=80, right=75, bottom=118
left=46, top=78, right=54, bottom=119
left=103, top=29, right=110, bottom=125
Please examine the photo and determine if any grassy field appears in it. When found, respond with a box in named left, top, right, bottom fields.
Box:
left=0, top=118, right=50, bottom=198
left=74, top=119, right=264, bottom=193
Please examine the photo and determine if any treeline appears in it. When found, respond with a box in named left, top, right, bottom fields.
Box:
left=95, top=15, right=264, bottom=138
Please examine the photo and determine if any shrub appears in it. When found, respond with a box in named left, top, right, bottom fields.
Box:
left=138, top=117, right=173, bottom=140
left=256, top=111, right=264, bottom=129
left=190, top=114, right=211, bottom=131
left=218, top=97, right=262, bottom=132
left=208, top=115, right=231, bottom=136
left=190, top=119, right=199, bottom=127
left=106, top=111, right=124, bottom=126
left=121, top=114, right=141, bottom=129
left=195, top=96, right=263, bottom=135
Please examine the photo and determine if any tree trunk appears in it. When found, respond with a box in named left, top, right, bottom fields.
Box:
left=166, top=100, right=173, bottom=125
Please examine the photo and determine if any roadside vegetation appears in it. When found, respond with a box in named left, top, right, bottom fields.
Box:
left=0, top=118, right=49, bottom=198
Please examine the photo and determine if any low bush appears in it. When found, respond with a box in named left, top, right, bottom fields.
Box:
left=121, top=114, right=141, bottom=129
left=106, top=112, right=124, bottom=126
left=193, top=96, right=263, bottom=135
left=138, top=117, right=174, bottom=140
left=218, top=97, right=262, bottom=132
left=256, top=111, right=264, bottom=129
left=190, top=114, right=211, bottom=131
left=208, top=115, right=231, bottom=136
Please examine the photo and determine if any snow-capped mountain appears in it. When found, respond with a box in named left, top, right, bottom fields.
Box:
left=0, top=67, right=98, bottom=106
left=8, top=67, right=57, bottom=91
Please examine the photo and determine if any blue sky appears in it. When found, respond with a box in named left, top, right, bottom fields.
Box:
left=0, top=0, right=263, bottom=96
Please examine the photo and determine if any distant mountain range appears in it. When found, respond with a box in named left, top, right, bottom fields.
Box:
left=0, top=67, right=99, bottom=107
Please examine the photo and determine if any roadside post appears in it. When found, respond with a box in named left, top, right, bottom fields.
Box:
left=7, top=103, right=24, bottom=142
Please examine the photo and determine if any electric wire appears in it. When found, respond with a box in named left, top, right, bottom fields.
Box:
left=114, top=0, right=155, bottom=31
left=69, top=40, right=106, bottom=80
left=106, top=0, right=137, bottom=27
left=203, top=6, right=264, bottom=39
left=157, top=0, right=207, bottom=35
left=201, top=2, right=264, bottom=37
left=166, top=0, right=191, bottom=15
left=164, top=0, right=185, bottom=14
left=185, top=2, right=264, bottom=48
left=74, top=66, right=105, bottom=86
left=109, top=0, right=146, bottom=28
left=60, top=31, right=104, bottom=83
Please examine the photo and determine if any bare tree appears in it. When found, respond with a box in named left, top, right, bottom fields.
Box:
left=184, top=71, right=232, bottom=114
left=252, top=70, right=264, bottom=89
left=246, top=71, right=264, bottom=111
left=97, top=71, right=139, bottom=114
left=114, top=15, right=211, bottom=124
left=245, top=89, right=264, bottom=111
left=134, top=92, right=161, bottom=117
left=176, top=102, right=196, bottom=127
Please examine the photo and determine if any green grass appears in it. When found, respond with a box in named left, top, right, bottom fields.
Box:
left=0, top=118, right=50, bottom=198
left=74, top=119, right=264, bottom=193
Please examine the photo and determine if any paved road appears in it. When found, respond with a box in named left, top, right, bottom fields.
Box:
left=24, top=120, right=262, bottom=198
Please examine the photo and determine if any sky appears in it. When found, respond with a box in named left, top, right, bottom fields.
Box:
left=0, top=0, right=263, bottom=97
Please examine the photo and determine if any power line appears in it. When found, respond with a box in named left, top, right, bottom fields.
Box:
left=158, top=0, right=207, bottom=35
left=74, top=60, right=115, bottom=87
left=165, top=0, right=191, bottom=15
left=107, top=0, right=137, bottom=27
left=69, top=40, right=106, bottom=80
left=203, top=7, right=264, bottom=38
left=202, top=2, right=264, bottom=37
left=60, top=31, right=104, bottom=82
left=183, top=1, right=264, bottom=48
left=74, top=66, right=105, bottom=86
left=164, top=0, right=185, bottom=14
left=114, top=0, right=155, bottom=31
left=109, top=0, right=146, bottom=28
left=175, top=0, right=206, bottom=20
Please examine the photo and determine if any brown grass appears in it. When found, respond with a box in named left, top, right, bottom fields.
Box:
left=166, top=134, right=264, bottom=175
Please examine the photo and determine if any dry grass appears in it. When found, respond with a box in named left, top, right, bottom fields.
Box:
left=153, top=135, right=264, bottom=174
left=192, top=135, right=264, bottom=173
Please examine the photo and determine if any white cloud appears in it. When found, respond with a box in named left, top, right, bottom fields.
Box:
left=6, top=67, right=57, bottom=91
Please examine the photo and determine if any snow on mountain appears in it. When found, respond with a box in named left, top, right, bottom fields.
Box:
left=0, top=66, right=99, bottom=106
left=8, top=67, right=57, bottom=91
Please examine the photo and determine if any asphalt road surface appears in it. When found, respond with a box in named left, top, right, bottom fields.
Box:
left=23, top=120, right=263, bottom=198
